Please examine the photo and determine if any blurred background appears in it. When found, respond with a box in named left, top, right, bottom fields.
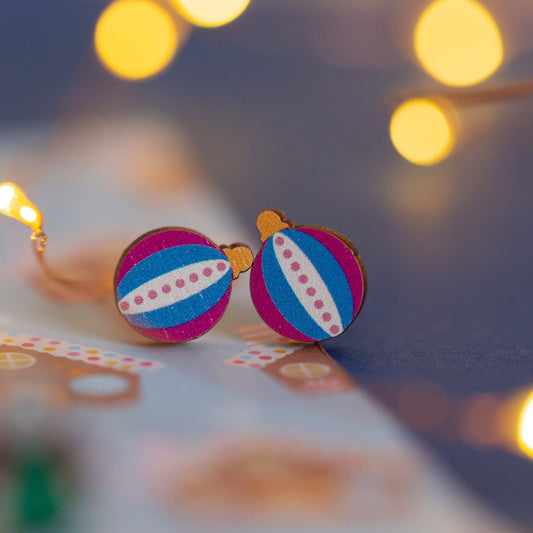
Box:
left=2, top=0, right=533, bottom=531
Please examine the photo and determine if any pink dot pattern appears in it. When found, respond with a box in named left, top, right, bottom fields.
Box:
left=128, top=262, right=230, bottom=308
left=275, top=233, right=343, bottom=337
left=225, top=324, right=302, bottom=369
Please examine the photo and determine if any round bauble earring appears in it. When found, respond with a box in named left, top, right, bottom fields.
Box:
left=115, top=227, right=253, bottom=342
left=250, top=209, right=366, bottom=342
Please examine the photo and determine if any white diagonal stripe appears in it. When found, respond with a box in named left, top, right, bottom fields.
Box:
left=119, top=258, right=229, bottom=315
left=272, top=232, right=343, bottom=337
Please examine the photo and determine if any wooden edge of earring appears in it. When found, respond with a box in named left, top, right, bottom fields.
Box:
left=256, top=208, right=293, bottom=243
left=221, top=243, right=254, bottom=279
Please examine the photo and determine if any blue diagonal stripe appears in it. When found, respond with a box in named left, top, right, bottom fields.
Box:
left=117, top=245, right=226, bottom=300
left=286, top=229, right=353, bottom=328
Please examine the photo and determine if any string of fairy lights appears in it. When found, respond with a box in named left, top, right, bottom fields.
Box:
left=390, top=0, right=506, bottom=166
left=387, top=0, right=533, bottom=456
left=92, top=0, right=525, bottom=168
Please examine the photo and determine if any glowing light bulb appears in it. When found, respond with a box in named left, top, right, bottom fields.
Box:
left=390, top=98, right=457, bottom=166
left=171, top=0, right=251, bottom=28
left=0, top=184, right=16, bottom=210
left=94, top=0, right=179, bottom=80
left=20, top=206, right=38, bottom=224
left=518, top=391, right=533, bottom=458
left=415, top=0, right=503, bottom=87
left=0, top=182, right=43, bottom=232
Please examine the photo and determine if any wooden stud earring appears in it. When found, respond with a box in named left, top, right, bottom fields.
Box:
left=250, top=209, right=367, bottom=342
left=114, top=227, right=253, bottom=343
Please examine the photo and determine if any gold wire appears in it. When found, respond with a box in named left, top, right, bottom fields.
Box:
left=30, top=229, right=109, bottom=301
left=389, top=79, right=533, bottom=109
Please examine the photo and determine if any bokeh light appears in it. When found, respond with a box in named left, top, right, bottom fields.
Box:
left=19, top=206, right=37, bottom=224
left=0, top=184, right=15, bottom=210
left=390, top=98, right=456, bottom=165
left=171, top=0, right=251, bottom=28
left=518, top=391, right=533, bottom=458
left=414, top=0, right=503, bottom=87
left=94, top=0, right=179, bottom=80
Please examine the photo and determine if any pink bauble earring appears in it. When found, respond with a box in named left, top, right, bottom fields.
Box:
left=114, top=227, right=253, bottom=343
left=249, top=209, right=366, bottom=342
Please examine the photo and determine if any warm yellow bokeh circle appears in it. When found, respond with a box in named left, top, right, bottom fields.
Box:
left=518, top=391, right=533, bottom=458
left=414, top=0, right=503, bottom=87
left=171, top=0, right=251, bottom=28
left=95, top=0, right=179, bottom=80
left=390, top=98, right=456, bottom=166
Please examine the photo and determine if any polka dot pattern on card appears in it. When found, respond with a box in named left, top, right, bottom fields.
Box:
left=0, top=333, right=163, bottom=374
left=225, top=323, right=304, bottom=369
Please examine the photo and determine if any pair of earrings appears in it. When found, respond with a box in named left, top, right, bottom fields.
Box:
left=115, top=209, right=367, bottom=343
